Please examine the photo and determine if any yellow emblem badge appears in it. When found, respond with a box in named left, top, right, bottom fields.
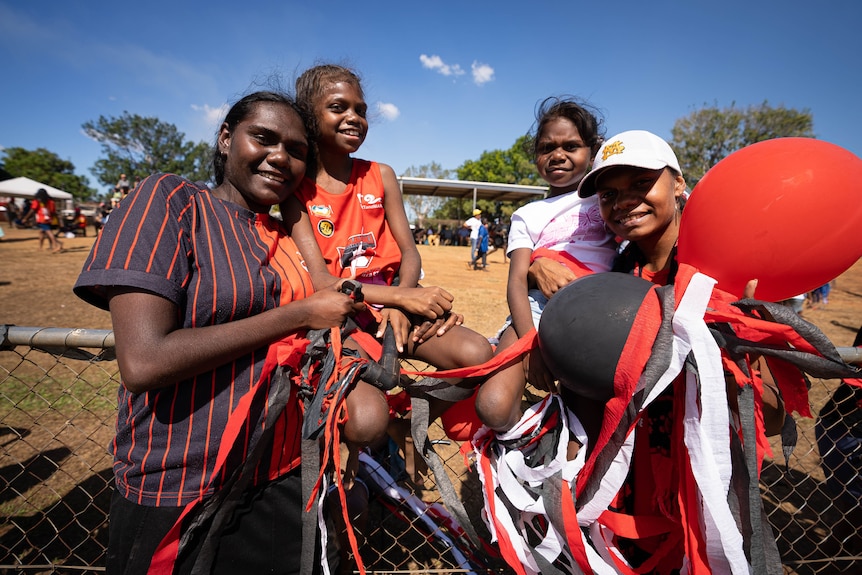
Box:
left=318, top=219, right=334, bottom=238
left=602, top=140, right=626, bottom=161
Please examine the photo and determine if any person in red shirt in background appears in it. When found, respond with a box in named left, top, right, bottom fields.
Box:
left=24, top=188, right=63, bottom=252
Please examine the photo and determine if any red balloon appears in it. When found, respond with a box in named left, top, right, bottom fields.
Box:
left=678, top=138, right=862, bottom=301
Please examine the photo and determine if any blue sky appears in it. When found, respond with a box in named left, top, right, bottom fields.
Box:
left=1, top=1, right=860, bottom=193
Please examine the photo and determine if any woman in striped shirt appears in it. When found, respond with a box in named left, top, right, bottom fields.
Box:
left=75, top=91, right=363, bottom=575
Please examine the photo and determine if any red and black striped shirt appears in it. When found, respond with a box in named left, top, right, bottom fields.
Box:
left=75, top=174, right=314, bottom=506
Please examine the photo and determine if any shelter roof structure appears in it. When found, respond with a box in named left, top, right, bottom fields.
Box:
left=0, top=177, right=73, bottom=201
left=397, top=177, right=547, bottom=205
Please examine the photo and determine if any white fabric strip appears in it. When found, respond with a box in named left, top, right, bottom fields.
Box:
left=676, top=272, right=748, bottom=575
left=576, top=431, right=634, bottom=526
left=472, top=272, right=755, bottom=574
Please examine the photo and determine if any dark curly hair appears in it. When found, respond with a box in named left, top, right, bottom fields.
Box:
left=524, top=96, right=605, bottom=162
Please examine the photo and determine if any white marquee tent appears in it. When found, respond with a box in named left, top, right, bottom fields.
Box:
left=0, top=177, right=74, bottom=204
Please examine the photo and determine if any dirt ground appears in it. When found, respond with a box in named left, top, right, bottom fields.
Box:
left=2, top=224, right=861, bottom=349
left=3, top=223, right=862, bottom=572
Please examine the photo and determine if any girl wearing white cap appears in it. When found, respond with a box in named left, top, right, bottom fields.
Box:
left=573, top=130, right=785, bottom=574
left=474, top=129, right=853, bottom=575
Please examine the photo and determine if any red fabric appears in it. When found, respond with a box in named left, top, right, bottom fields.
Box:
left=530, top=247, right=595, bottom=279
left=634, top=264, right=670, bottom=287
left=347, top=329, right=383, bottom=360
left=477, top=447, right=528, bottom=575
left=150, top=339, right=302, bottom=573
left=440, top=389, right=482, bottom=441
left=386, top=389, right=412, bottom=417
left=561, top=479, right=594, bottom=574
left=31, top=199, right=55, bottom=224
left=702, top=306, right=814, bottom=418
left=296, top=160, right=402, bottom=286
left=598, top=509, right=678, bottom=540
left=575, top=285, right=662, bottom=498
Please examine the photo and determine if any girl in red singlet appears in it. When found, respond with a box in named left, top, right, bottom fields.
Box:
left=280, top=66, right=494, bottom=571
left=284, top=63, right=492, bottom=401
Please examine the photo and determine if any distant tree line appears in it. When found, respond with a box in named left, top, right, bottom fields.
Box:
left=0, top=112, right=211, bottom=202
left=670, top=101, right=814, bottom=187
left=0, top=101, right=813, bottom=206
left=408, top=101, right=813, bottom=221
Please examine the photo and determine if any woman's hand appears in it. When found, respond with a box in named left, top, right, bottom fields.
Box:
left=528, top=258, right=576, bottom=299
left=299, top=283, right=366, bottom=330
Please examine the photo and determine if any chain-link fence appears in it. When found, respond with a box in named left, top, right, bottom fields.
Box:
left=1, top=326, right=860, bottom=574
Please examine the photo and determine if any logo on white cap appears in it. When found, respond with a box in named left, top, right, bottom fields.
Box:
left=578, top=130, right=682, bottom=198
left=601, top=140, right=627, bottom=162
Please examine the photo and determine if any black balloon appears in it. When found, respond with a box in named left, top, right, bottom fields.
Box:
left=538, top=273, right=654, bottom=401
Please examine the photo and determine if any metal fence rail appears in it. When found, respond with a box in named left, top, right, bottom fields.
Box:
left=1, top=326, right=860, bottom=574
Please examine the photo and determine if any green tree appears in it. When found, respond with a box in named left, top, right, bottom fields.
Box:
left=671, top=101, right=814, bottom=186
left=82, top=112, right=211, bottom=191
left=401, top=162, right=450, bottom=228
left=402, top=161, right=452, bottom=180
left=433, top=135, right=540, bottom=220
left=0, top=147, right=95, bottom=201
left=456, top=135, right=539, bottom=186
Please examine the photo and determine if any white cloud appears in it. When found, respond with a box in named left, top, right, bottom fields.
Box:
left=192, top=103, right=229, bottom=127
left=376, top=102, right=400, bottom=121
left=187, top=103, right=229, bottom=142
left=471, top=61, right=495, bottom=86
left=420, top=54, right=465, bottom=77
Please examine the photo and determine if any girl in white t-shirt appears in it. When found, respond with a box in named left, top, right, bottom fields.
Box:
left=475, top=97, right=617, bottom=431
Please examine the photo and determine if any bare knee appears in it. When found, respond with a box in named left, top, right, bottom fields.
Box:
left=459, top=331, right=494, bottom=366
left=438, top=327, right=493, bottom=369
left=343, top=382, right=389, bottom=446
left=475, top=375, right=522, bottom=432
left=473, top=329, right=525, bottom=431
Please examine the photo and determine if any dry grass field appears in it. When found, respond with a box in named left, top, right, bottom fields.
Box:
left=2, top=223, right=861, bottom=573
left=3, top=225, right=860, bottom=347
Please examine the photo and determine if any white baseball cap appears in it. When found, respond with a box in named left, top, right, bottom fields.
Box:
left=578, top=130, right=682, bottom=198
